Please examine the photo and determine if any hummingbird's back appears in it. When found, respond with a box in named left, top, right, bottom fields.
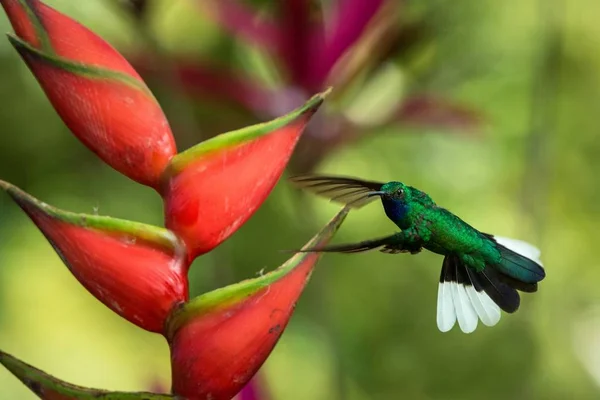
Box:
left=423, top=207, right=490, bottom=256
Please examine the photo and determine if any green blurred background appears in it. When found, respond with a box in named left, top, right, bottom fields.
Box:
left=1, top=0, right=599, bottom=399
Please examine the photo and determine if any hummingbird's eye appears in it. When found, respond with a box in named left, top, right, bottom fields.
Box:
left=396, top=188, right=404, bottom=197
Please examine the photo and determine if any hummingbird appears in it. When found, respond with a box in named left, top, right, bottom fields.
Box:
left=289, top=174, right=545, bottom=333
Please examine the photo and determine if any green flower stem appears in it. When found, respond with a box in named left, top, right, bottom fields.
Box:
left=0, top=350, right=182, bottom=399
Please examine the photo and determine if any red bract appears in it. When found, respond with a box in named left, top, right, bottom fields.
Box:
left=167, top=208, right=349, bottom=400
left=1, top=0, right=176, bottom=189
left=162, top=89, right=329, bottom=259
left=0, top=181, right=188, bottom=333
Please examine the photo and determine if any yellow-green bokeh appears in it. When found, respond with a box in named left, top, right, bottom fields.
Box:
left=1, top=0, right=599, bottom=399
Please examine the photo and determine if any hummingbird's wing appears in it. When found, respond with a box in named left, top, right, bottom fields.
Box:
left=291, top=233, right=421, bottom=254
left=289, top=174, right=385, bottom=209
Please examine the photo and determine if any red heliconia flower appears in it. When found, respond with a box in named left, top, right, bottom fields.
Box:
left=0, top=180, right=188, bottom=334
left=166, top=208, right=349, bottom=400
left=0, top=2, right=347, bottom=398
left=162, top=89, right=329, bottom=260
left=0, top=0, right=177, bottom=189
left=0, top=350, right=180, bottom=399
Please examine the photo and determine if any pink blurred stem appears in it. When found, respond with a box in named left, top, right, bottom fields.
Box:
left=132, top=55, right=275, bottom=114
left=278, top=0, right=322, bottom=91
left=309, top=0, right=385, bottom=87
left=236, top=373, right=270, bottom=400
left=194, top=0, right=280, bottom=52
left=396, top=94, right=484, bottom=132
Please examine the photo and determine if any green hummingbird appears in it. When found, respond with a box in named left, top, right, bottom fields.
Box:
left=290, top=174, right=545, bottom=333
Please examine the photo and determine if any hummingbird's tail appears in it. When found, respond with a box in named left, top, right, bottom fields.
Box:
left=437, top=236, right=545, bottom=334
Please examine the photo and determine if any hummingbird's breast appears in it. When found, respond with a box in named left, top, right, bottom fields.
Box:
left=381, top=198, right=411, bottom=229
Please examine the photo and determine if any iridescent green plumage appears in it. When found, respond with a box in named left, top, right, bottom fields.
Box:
left=290, top=174, right=546, bottom=333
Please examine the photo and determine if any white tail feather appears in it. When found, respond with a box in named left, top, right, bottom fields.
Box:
left=437, top=282, right=501, bottom=333
left=452, top=282, right=478, bottom=333
left=436, top=282, right=456, bottom=332
left=465, top=286, right=501, bottom=327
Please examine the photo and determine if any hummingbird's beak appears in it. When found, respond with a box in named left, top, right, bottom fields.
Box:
left=367, top=191, right=386, bottom=198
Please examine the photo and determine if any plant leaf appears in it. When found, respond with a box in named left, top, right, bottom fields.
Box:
left=0, top=350, right=181, bottom=399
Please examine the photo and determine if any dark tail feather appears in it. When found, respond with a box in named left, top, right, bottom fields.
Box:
left=496, top=273, right=538, bottom=293
left=482, top=233, right=546, bottom=284
left=493, top=244, right=546, bottom=284
left=441, top=255, right=521, bottom=314
left=454, top=253, right=541, bottom=314
left=444, top=255, right=521, bottom=313
left=473, top=266, right=521, bottom=313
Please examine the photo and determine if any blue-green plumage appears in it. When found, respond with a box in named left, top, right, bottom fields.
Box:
left=289, top=174, right=546, bottom=333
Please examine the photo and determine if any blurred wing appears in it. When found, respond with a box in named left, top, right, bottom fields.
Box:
left=295, top=234, right=397, bottom=254
left=289, top=174, right=384, bottom=209
left=293, top=233, right=418, bottom=255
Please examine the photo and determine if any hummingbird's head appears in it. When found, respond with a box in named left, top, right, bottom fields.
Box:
left=365, top=181, right=411, bottom=202
left=380, top=181, right=409, bottom=201
left=367, top=181, right=412, bottom=223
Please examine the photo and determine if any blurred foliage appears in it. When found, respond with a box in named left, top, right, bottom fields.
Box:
left=0, top=0, right=599, bottom=399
